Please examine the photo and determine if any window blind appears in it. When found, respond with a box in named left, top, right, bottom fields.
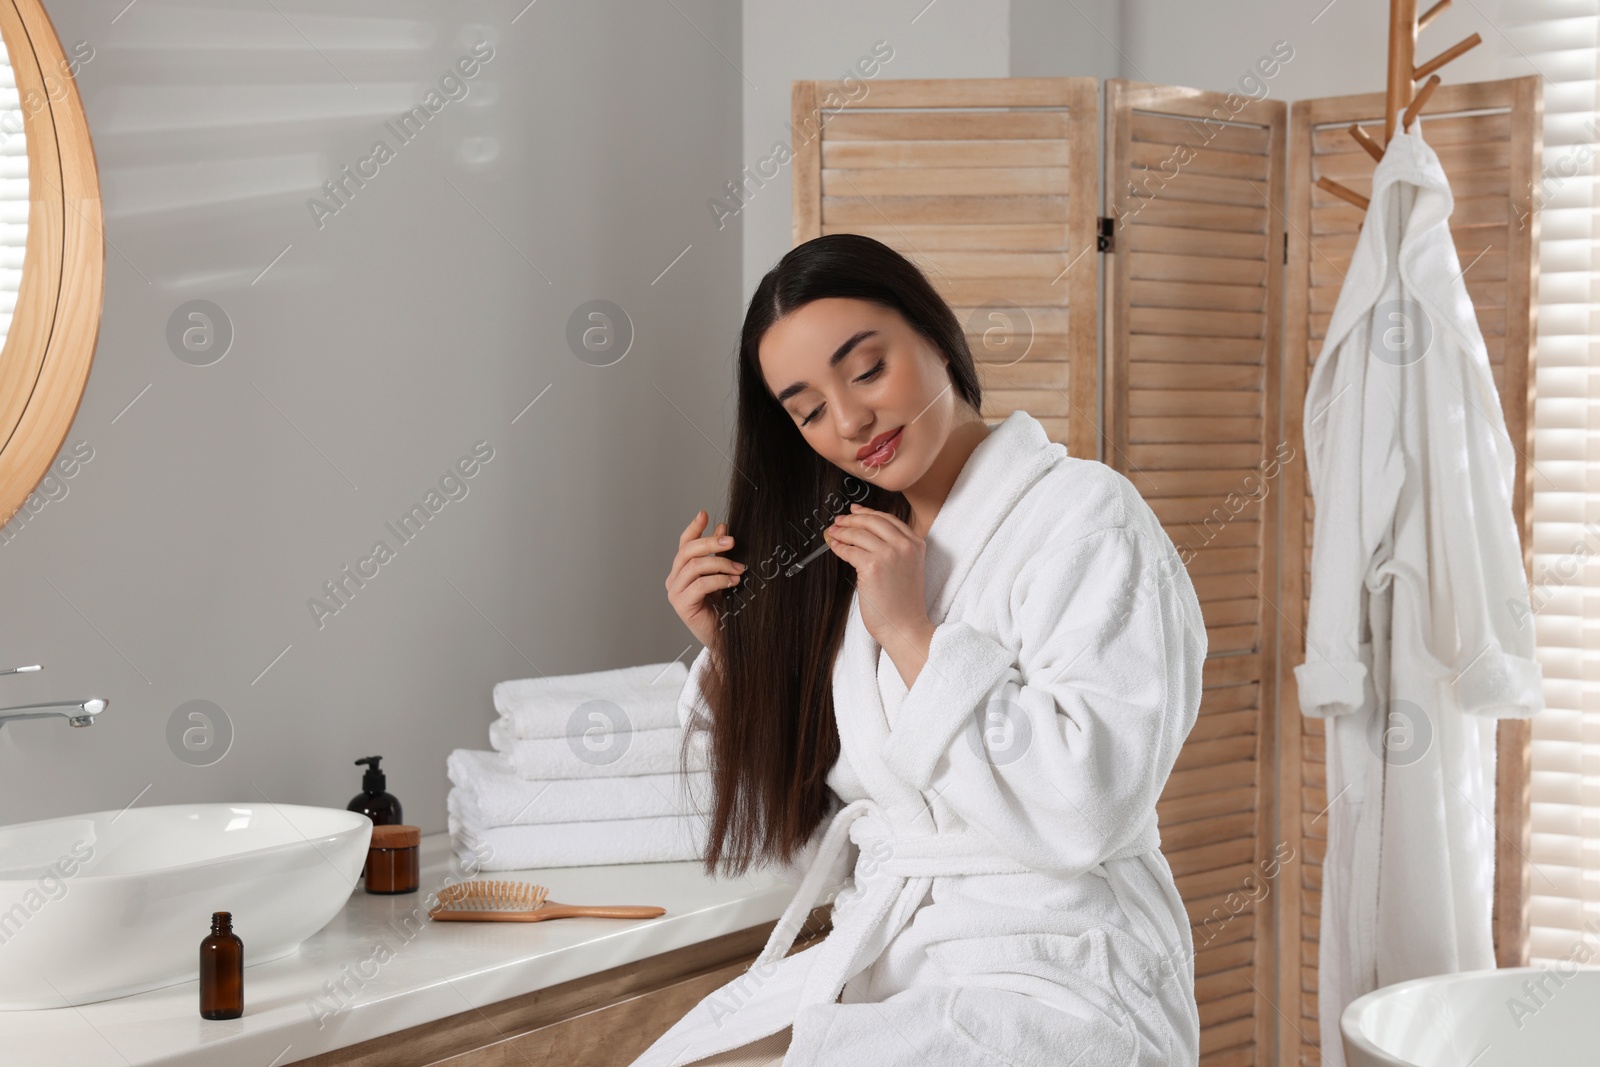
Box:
left=0, top=43, right=26, bottom=351
left=1498, top=0, right=1600, bottom=965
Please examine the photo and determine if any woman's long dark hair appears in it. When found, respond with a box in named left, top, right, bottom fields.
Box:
left=683, top=233, right=984, bottom=878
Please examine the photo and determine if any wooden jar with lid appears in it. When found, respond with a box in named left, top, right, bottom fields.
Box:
left=364, top=823, right=420, bottom=894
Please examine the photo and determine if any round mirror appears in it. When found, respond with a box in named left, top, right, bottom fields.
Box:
left=0, top=0, right=102, bottom=530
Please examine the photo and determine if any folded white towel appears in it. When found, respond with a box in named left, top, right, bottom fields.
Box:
left=488, top=717, right=706, bottom=779
left=493, top=660, right=690, bottom=740
left=448, top=808, right=710, bottom=870
left=447, top=749, right=711, bottom=825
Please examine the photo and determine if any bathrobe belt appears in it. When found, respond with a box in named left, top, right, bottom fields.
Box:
left=751, top=797, right=1166, bottom=1009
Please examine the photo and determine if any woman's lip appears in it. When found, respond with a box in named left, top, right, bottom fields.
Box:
left=857, top=426, right=902, bottom=460
left=860, top=427, right=902, bottom=466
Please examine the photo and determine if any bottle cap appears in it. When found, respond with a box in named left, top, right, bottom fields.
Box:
left=355, top=755, right=386, bottom=793
left=370, top=824, right=420, bottom=848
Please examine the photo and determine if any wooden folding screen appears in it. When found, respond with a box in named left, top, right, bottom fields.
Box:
left=1279, top=75, right=1541, bottom=1067
left=793, top=74, right=1282, bottom=1065
left=790, top=77, right=1101, bottom=460
left=791, top=72, right=1539, bottom=1067
left=1101, top=80, right=1287, bottom=1065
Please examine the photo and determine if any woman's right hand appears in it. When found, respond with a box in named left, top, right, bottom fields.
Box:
left=667, top=509, right=746, bottom=651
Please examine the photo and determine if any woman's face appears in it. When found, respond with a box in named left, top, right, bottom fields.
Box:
left=757, top=297, right=960, bottom=490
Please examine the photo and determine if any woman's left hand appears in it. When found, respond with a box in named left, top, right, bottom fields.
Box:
left=825, top=503, right=934, bottom=655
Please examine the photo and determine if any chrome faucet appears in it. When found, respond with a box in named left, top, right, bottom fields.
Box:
left=0, top=664, right=108, bottom=730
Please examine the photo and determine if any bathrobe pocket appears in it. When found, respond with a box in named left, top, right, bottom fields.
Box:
left=923, top=926, right=1166, bottom=1067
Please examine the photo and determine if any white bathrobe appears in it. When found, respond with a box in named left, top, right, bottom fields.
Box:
left=630, top=409, right=1207, bottom=1067
left=1293, top=122, right=1544, bottom=1067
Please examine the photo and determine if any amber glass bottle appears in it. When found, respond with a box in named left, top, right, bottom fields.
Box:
left=199, top=911, right=243, bottom=1019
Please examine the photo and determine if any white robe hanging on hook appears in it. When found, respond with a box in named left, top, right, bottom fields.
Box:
left=1295, top=116, right=1544, bottom=1067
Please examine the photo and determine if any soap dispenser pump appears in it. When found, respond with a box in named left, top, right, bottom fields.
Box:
left=347, top=755, right=402, bottom=826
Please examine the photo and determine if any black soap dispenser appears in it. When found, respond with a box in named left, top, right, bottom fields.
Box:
left=348, top=755, right=402, bottom=825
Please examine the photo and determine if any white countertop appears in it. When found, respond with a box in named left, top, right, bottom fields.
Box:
left=0, top=832, right=812, bottom=1066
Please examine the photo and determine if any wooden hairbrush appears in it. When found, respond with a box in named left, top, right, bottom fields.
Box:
left=427, top=879, right=666, bottom=922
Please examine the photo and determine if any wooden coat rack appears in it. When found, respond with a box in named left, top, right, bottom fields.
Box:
left=1316, top=0, right=1481, bottom=211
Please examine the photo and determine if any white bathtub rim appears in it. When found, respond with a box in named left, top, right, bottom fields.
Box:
left=1339, top=963, right=1600, bottom=1067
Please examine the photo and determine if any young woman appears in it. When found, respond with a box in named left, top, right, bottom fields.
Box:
left=643, top=233, right=1206, bottom=1067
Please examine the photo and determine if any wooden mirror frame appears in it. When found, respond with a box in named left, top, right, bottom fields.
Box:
left=0, top=0, right=102, bottom=529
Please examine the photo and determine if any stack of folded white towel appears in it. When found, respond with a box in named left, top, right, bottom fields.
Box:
left=447, top=659, right=713, bottom=871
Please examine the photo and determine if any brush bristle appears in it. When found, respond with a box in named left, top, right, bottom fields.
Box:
left=433, top=879, right=550, bottom=912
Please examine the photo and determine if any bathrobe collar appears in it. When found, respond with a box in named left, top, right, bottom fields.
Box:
left=832, top=409, right=1063, bottom=819
left=1319, top=125, right=1453, bottom=368
left=918, top=409, right=1063, bottom=624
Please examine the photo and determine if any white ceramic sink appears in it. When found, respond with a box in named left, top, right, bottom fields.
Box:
left=0, top=802, right=371, bottom=1009
left=1342, top=964, right=1600, bottom=1065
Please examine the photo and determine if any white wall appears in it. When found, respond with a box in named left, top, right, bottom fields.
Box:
left=1121, top=0, right=1509, bottom=102
left=0, top=0, right=745, bottom=831
left=738, top=0, right=1011, bottom=300
left=1010, top=0, right=1123, bottom=81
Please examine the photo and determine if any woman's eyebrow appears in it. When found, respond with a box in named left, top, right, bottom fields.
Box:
left=774, top=330, right=879, bottom=404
